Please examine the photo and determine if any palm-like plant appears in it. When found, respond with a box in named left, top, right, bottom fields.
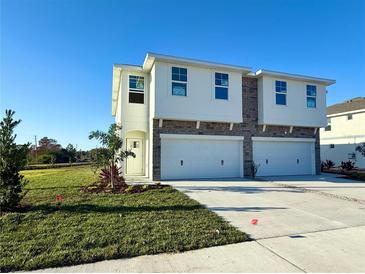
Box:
left=89, top=124, right=134, bottom=190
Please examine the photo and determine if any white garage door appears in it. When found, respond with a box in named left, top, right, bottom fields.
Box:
left=161, top=134, right=243, bottom=180
left=253, top=137, right=315, bottom=176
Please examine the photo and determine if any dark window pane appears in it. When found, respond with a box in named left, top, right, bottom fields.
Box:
left=172, top=67, right=187, bottom=82
left=172, top=73, right=180, bottom=81
left=276, top=93, right=286, bottom=105
left=129, top=92, right=144, bottom=104
left=172, top=82, right=187, bottom=96
left=307, top=85, right=316, bottom=96
left=276, top=81, right=287, bottom=93
left=215, top=87, right=228, bottom=100
left=307, top=97, right=316, bottom=108
left=129, top=79, right=136, bottom=89
left=215, top=72, right=228, bottom=86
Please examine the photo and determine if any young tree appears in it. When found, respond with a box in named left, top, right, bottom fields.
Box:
left=89, top=124, right=134, bottom=190
left=0, top=110, right=30, bottom=211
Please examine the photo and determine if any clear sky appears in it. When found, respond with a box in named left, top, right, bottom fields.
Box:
left=1, top=0, right=364, bottom=150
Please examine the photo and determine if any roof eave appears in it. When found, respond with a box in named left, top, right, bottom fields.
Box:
left=143, top=52, right=252, bottom=73
left=255, top=69, right=336, bottom=86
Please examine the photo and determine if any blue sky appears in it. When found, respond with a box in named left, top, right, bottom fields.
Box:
left=1, top=0, right=364, bottom=150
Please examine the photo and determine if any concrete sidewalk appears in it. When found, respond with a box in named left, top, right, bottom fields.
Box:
left=33, top=241, right=302, bottom=273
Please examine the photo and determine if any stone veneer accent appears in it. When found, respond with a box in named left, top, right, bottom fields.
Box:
left=152, top=77, right=321, bottom=180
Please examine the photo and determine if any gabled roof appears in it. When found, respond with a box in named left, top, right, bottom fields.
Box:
left=327, top=97, right=365, bottom=115
left=255, top=69, right=336, bottom=86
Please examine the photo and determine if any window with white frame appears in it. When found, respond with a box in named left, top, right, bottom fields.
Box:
left=171, top=67, right=187, bottom=96
left=307, top=85, right=317, bottom=108
left=275, top=80, right=287, bottom=105
left=129, top=75, right=144, bottom=104
left=215, top=72, right=229, bottom=100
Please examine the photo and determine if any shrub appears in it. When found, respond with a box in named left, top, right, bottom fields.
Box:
left=0, top=110, right=30, bottom=211
left=356, top=143, right=365, bottom=157
left=251, top=161, right=260, bottom=178
left=323, top=159, right=335, bottom=170
left=340, top=160, right=355, bottom=171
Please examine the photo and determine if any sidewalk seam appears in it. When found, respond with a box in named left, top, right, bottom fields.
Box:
left=254, top=224, right=365, bottom=240
left=256, top=241, right=307, bottom=273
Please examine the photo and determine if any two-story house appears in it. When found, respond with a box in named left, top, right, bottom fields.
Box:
left=112, top=53, right=335, bottom=180
left=320, top=97, right=365, bottom=168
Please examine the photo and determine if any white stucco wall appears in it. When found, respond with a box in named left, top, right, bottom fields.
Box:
left=320, top=111, right=365, bottom=143
left=152, top=61, right=243, bottom=123
left=258, top=76, right=327, bottom=127
left=118, top=69, right=149, bottom=134
left=320, top=110, right=365, bottom=168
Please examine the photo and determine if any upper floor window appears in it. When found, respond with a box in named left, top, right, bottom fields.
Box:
left=306, top=85, right=317, bottom=108
left=129, top=75, right=144, bottom=104
left=275, top=81, right=287, bottom=105
left=325, top=117, right=331, bottom=131
left=215, top=72, right=229, bottom=100
left=347, top=114, right=353, bottom=120
left=172, top=67, right=187, bottom=96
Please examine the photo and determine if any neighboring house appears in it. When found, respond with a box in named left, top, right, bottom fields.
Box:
left=320, top=97, right=365, bottom=168
left=112, top=53, right=335, bottom=180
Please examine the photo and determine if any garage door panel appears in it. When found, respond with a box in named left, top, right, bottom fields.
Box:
left=161, top=138, right=242, bottom=180
left=253, top=140, right=314, bottom=176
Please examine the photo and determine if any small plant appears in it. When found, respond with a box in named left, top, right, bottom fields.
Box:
left=251, top=161, right=260, bottom=178
left=323, top=159, right=335, bottom=170
left=340, top=160, right=355, bottom=171
left=99, top=164, right=125, bottom=188
left=88, top=124, right=135, bottom=191
left=55, top=194, right=64, bottom=208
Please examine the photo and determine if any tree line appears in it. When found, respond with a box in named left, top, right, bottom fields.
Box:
left=27, top=137, right=101, bottom=165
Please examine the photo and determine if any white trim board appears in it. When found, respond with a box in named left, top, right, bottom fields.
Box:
left=252, top=137, right=316, bottom=143
left=327, top=108, right=365, bottom=118
left=160, top=134, right=244, bottom=141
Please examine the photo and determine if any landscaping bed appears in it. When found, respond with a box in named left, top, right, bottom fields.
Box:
left=323, top=168, right=365, bottom=182
left=0, top=166, right=248, bottom=272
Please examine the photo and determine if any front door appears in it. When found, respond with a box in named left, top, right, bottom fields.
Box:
left=126, top=138, right=144, bottom=175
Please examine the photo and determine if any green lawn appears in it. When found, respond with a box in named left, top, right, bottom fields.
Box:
left=0, top=166, right=248, bottom=272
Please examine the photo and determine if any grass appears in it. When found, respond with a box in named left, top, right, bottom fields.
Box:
left=0, top=166, right=248, bottom=272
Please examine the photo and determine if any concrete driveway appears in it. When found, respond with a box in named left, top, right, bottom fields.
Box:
left=172, top=175, right=365, bottom=272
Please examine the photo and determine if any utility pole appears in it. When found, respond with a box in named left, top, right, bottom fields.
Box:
left=34, top=135, right=38, bottom=163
